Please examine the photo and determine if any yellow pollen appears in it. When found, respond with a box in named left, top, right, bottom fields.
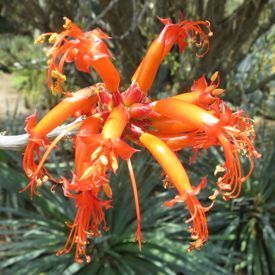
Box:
left=100, top=155, right=109, bottom=166
left=212, top=88, right=224, bottom=96
left=194, top=239, right=203, bottom=248
left=209, top=189, right=219, bottom=200
left=48, top=33, right=58, bottom=44
left=103, top=183, right=112, bottom=198
left=91, top=146, right=103, bottom=161
left=63, top=17, right=72, bottom=30
left=191, top=234, right=199, bottom=240
left=42, top=175, right=48, bottom=183
left=51, top=82, right=63, bottom=95
left=109, top=151, right=118, bottom=171
left=36, top=178, right=43, bottom=187
left=162, top=175, right=174, bottom=189
left=34, top=35, right=45, bottom=44
left=51, top=70, right=66, bottom=82
left=214, top=164, right=225, bottom=176
left=210, top=71, right=219, bottom=82
left=111, top=157, right=118, bottom=172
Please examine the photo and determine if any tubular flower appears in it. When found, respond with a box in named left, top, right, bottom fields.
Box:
left=131, top=17, right=212, bottom=95
left=19, top=14, right=260, bottom=263
left=22, top=113, right=52, bottom=196
left=140, top=133, right=212, bottom=250
left=172, top=72, right=224, bottom=110
left=22, top=87, right=98, bottom=197
left=152, top=99, right=260, bottom=200
left=36, top=17, right=120, bottom=94
left=57, top=188, right=111, bottom=264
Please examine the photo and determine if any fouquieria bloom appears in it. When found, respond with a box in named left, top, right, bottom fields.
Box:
left=20, top=16, right=260, bottom=263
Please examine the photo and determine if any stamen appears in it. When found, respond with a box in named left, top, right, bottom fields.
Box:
left=162, top=175, right=174, bottom=189
left=102, top=183, right=112, bottom=198
left=51, top=70, right=66, bottom=82
left=24, top=121, right=82, bottom=195
left=127, top=159, right=143, bottom=250
left=34, top=35, right=45, bottom=44
left=91, top=146, right=103, bottom=160
left=63, top=17, right=72, bottom=29
left=48, top=33, right=58, bottom=44
left=214, top=164, right=225, bottom=176
left=99, top=155, right=108, bottom=165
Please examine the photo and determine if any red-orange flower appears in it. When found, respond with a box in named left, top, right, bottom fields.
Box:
left=140, top=133, right=212, bottom=250
left=152, top=98, right=260, bottom=200
left=57, top=188, right=111, bottom=263
left=36, top=17, right=120, bottom=94
left=22, top=87, right=98, bottom=197
left=18, top=14, right=260, bottom=263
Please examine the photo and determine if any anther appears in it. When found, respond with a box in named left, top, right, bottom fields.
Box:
left=34, top=35, right=45, bottom=44
left=63, top=17, right=72, bottom=30
left=48, top=33, right=58, bottom=44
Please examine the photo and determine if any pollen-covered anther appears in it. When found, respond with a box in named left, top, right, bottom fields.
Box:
left=218, top=182, right=232, bottom=191
left=102, top=182, right=112, bottom=198
left=51, top=70, right=66, bottom=82
left=210, top=71, right=219, bottom=82
left=51, top=82, right=63, bottom=95
left=99, top=154, right=108, bottom=165
left=239, top=144, right=249, bottom=156
left=212, top=88, right=224, bottom=96
left=191, top=233, right=199, bottom=240
left=42, top=175, right=48, bottom=183
left=34, top=34, right=45, bottom=44
left=192, top=239, right=204, bottom=250
left=91, top=146, right=103, bottom=161
left=103, top=224, right=110, bottom=231
left=63, top=17, right=72, bottom=30
left=111, top=157, right=118, bottom=172
left=36, top=178, right=43, bottom=187
left=209, top=189, right=219, bottom=200
left=162, top=175, right=174, bottom=189
left=47, top=47, right=57, bottom=57
left=109, top=151, right=118, bottom=172
left=214, top=164, right=225, bottom=176
left=27, top=169, right=33, bottom=178
left=48, top=33, right=58, bottom=44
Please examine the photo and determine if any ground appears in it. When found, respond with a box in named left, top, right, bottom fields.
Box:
left=0, top=72, right=27, bottom=127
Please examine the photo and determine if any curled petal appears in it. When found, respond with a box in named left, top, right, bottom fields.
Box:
left=24, top=113, right=37, bottom=134
left=57, top=191, right=111, bottom=263
left=114, top=139, right=139, bottom=160
left=164, top=192, right=212, bottom=251
left=41, top=18, right=119, bottom=93
left=191, top=176, right=207, bottom=195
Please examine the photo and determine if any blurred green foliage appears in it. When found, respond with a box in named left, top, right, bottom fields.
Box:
left=0, top=153, right=235, bottom=275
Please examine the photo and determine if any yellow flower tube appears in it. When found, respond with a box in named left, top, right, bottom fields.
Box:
left=152, top=98, right=219, bottom=128
left=139, top=132, right=210, bottom=251
left=102, top=106, right=129, bottom=139
left=151, top=117, right=197, bottom=134
left=133, top=38, right=165, bottom=94
left=31, top=86, right=98, bottom=138
left=139, top=132, right=192, bottom=194
left=90, top=58, right=120, bottom=93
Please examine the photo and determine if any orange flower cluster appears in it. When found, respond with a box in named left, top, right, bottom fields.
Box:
left=22, top=17, right=260, bottom=263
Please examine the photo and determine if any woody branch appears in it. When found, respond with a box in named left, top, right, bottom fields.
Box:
left=0, top=118, right=83, bottom=151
